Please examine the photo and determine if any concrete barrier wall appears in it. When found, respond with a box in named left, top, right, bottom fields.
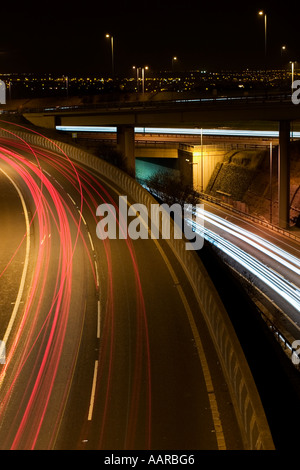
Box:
left=1, top=127, right=275, bottom=450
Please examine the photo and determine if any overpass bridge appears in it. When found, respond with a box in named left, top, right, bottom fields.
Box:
left=23, top=93, right=300, bottom=229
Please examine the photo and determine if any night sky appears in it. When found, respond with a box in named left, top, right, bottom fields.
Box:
left=1, top=0, right=300, bottom=75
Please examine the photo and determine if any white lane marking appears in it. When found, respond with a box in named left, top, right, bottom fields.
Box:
left=94, top=261, right=99, bottom=287
left=0, top=169, right=31, bottom=353
left=67, top=193, right=76, bottom=206
left=97, top=300, right=101, bottom=339
left=54, top=179, right=64, bottom=190
left=78, top=210, right=87, bottom=226
left=88, top=231, right=94, bottom=252
left=100, top=178, right=227, bottom=450
left=88, top=360, right=98, bottom=421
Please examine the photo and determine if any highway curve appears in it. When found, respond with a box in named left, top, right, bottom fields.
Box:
left=0, top=129, right=244, bottom=450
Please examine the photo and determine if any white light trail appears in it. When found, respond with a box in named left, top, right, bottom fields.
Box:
left=191, top=220, right=300, bottom=314
left=196, top=208, right=300, bottom=277
left=55, top=125, right=300, bottom=139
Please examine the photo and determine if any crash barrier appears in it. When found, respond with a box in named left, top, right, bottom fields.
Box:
left=0, top=126, right=275, bottom=450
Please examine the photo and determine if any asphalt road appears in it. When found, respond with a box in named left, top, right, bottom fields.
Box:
left=0, top=135, right=244, bottom=450
left=197, top=201, right=300, bottom=342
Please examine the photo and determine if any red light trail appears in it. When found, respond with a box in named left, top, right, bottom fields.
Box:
left=0, top=123, right=151, bottom=450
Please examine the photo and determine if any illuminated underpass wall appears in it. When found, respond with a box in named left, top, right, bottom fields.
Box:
left=135, top=146, right=179, bottom=182
left=179, top=144, right=226, bottom=192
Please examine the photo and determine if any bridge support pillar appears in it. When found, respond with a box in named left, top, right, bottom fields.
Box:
left=278, top=120, right=290, bottom=229
left=117, top=125, right=135, bottom=176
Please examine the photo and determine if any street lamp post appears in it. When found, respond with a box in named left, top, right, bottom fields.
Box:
left=105, top=34, right=114, bottom=77
left=269, top=141, right=273, bottom=223
left=63, top=75, right=69, bottom=98
left=172, top=56, right=177, bottom=71
left=142, top=67, right=145, bottom=94
left=258, top=10, right=267, bottom=58
left=132, top=66, right=149, bottom=94
left=281, top=45, right=286, bottom=57
left=290, top=61, right=296, bottom=91
left=200, top=128, right=204, bottom=192
left=142, top=66, right=149, bottom=95
left=132, top=66, right=138, bottom=91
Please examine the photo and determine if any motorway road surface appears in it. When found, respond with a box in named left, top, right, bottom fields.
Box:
left=0, top=131, right=244, bottom=450
left=196, top=201, right=300, bottom=342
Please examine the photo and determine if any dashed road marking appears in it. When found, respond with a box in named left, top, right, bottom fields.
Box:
left=88, top=360, right=98, bottom=421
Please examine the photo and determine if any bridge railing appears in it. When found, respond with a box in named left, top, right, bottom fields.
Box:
left=0, top=125, right=275, bottom=450
left=15, top=92, right=293, bottom=115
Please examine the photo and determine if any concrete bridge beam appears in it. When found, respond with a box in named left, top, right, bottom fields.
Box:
left=278, top=120, right=290, bottom=229
left=117, top=125, right=135, bottom=175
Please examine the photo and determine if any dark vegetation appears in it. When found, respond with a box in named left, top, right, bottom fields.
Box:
left=145, top=171, right=199, bottom=208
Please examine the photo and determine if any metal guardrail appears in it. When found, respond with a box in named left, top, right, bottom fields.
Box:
left=256, top=304, right=300, bottom=371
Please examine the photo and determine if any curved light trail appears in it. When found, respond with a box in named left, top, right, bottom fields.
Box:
left=190, top=209, right=300, bottom=318
left=196, top=208, right=300, bottom=277
left=29, top=143, right=152, bottom=449
left=0, top=137, right=82, bottom=449
left=1, top=121, right=281, bottom=450
left=0, top=123, right=151, bottom=450
left=0, top=168, right=31, bottom=352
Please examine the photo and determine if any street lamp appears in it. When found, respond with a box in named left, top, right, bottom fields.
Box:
left=142, top=66, right=149, bottom=95
left=105, top=33, right=114, bottom=77
left=132, top=66, right=149, bottom=94
left=258, top=10, right=267, bottom=58
left=8, top=81, right=12, bottom=101
left=290, top=61, right=296, bottom=90
left=269, top=141, right=273, bottom=223
left=187, top=129, right=204, bottom=192
left=132, top=66, right=138, bottom=91
left=281, top=45, right=286, bottom=57
left=63, top=75, right=69, bottom=97
left=172, top=56, right=177, bottom=71
left=200, top=128, right=204, bottom=192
